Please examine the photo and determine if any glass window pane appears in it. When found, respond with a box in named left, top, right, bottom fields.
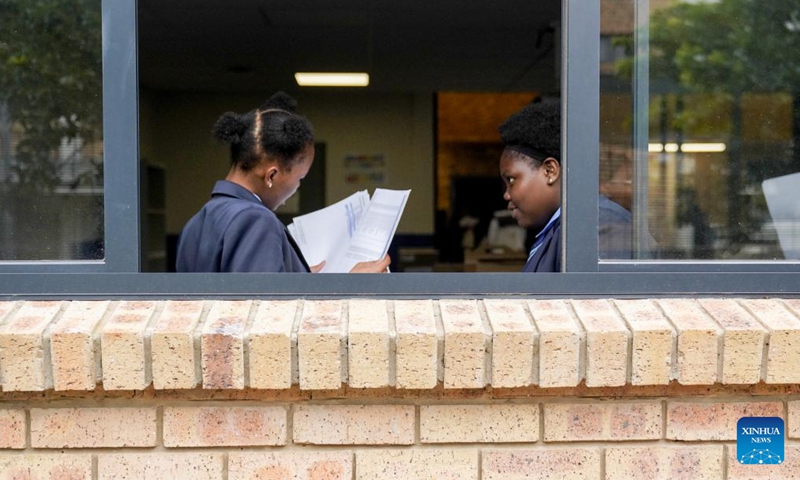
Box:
left=0, top=0, right=104, bottom=261
left=600, top=0, right=799, bottom=260
left=138, top=0, right=561, bottom=273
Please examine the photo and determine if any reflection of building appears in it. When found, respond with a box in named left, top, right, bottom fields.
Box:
left=599, top=0, right=790, bottom=260
left=0, top=121, right=104, bottom=261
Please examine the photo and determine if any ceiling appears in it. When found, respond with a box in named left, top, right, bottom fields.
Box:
left=138, top=0, right=561, bottom=94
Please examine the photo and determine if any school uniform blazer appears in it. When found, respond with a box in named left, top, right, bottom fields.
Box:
left=522, top=195, right=634, bottom=273
left=176, top=180, right=310, bottom=273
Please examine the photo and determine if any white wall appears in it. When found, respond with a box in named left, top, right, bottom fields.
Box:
left=140, top=90, right=434, bottom=236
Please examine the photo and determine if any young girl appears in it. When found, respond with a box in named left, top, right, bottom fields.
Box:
left=498, top=100, right=635, bottom=272
left=176, top=92, right=389, bottom=273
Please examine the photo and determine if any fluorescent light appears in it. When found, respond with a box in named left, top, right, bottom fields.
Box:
left=648, top=142, right=727, bottom=153
left=681, top=142, right=726, bottom=153
left=294, top=72, right=369, bottom=87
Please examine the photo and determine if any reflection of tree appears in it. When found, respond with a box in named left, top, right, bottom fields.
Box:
left=617, top=0, right=800, bottom=251
left=0, top=0, right=102, bottom=193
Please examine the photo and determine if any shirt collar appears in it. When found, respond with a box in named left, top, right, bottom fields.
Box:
left=535, top=208, right=561, bottom=239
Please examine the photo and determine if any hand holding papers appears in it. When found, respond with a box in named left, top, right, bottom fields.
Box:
left=287, top=188, right=411, bottom=273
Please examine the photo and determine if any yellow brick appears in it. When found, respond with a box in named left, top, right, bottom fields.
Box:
left=356, top=450, right=477, bottom=479
left=230, top=452, right=352, bottom=480
left=201, top=300, right=251, bottom=389
left=606, top=446, right=723, bottom=479
left=151, top=300, right=204, bottom=389
left=0, top=454, right=92, bottom=479
left=528, top=299, right=583, bottom=388
left=163, top=406, right=287, bottom=447
left=699, top=298, right=766, bottom=384
left=0, top=409, right=25, bottom=449
left=248, top=300, right=298, bottom=389
left=440, top=299, right=487, bottom=389
left=98, top=453, right=224, bottom=480
left=294, top=405, right=414, bottom=445
left=789, top=400, right=800, bottom=439
left=666, top=401, right=782, bottom=441
left=347, top=299, right=390, bottom=388
left=101, top=301, right=157, bottom=390
left=484, top=299, right=537, bottom=388
left=394, top=300, right=439, bottom=389
left=420, top=404, right=539, bottom=443
left=571, top=299, right=630, bottom=387
left=613, top=299, right=675, bottom=385
left=50, top=301, right=109, bottom=391
left=657, top=299, right=721, bottom=385
left=0, top=301, right=62, bottom=391
left=741, top=299, right=800, bottom=384
left=483, top=448, right=601, bottom=480
left=30, top=407, right=157, bottom=448
left=544, top=402, right=662, bottom=442
left=297, top=300, right=343, bottom=390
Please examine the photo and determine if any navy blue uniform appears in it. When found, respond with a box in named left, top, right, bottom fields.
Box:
left=176, top=180, right=310, bottom=273
left=522, top=195, right=636, bottom=272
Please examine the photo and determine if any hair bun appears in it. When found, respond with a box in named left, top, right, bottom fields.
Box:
left=282, top=117, right=309, bottom=137
left=260, top=91, right=298, bottom=112
left=212, top=112, right=248, bottom=144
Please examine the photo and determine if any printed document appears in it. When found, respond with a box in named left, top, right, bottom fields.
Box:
left=287, top=188, right=411, bottom=272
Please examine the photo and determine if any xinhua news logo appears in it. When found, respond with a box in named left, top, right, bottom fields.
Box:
left=737, top=417, right=784, bottom=465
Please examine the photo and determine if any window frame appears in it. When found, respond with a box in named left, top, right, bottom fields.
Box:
left=0, top=0, right=140, bottom=273
left=0, top=0, right=798, bottom=297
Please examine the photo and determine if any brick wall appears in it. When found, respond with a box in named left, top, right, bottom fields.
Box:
left=1, top=298, right=800, bottom=479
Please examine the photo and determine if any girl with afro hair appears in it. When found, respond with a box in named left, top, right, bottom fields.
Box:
left=176, top=92, right=390, bottom=273
left=498, top=99, right=637, bottom=272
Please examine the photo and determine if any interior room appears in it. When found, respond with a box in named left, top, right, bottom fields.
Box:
left=137, top=0, right=561, bottom=272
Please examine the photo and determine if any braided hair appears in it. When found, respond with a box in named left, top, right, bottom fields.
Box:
left=212, top=91, right=314, bottom=172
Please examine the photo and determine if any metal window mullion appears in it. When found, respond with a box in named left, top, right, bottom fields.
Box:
left=102, top=0, right=141, bottom=272
left=632, top=0, right=651, bottom=259
left=562, top=0, right=600, bottom=272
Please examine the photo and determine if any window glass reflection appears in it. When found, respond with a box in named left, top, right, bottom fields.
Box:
left=601, top=0, right=800, bottom=260
left=0, top=0, right=104, bottom=261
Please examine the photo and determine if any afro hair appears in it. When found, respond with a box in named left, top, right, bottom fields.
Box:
left=498, top=99, right=560, bottom=162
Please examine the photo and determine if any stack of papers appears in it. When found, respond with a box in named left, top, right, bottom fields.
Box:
left=288, top=188, right=411, bottom=272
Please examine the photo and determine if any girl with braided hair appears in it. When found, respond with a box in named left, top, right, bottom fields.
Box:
left=176, top=92, right=390, bottom=273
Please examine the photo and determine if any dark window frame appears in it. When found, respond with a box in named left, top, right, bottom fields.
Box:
left=0, top=0, right=140, bottom=274
left=0, top=0, right=798, bottom=298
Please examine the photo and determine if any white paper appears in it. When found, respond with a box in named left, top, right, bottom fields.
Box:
left=762, top=172, right=800, bottom=259
left=288, top=188, right=410, bottom=272
left=288, top=190, right=370, bottom=267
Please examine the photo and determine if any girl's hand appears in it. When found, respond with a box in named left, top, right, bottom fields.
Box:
left=310, top=261, right=326, bottom=273
left=349, top=254, right=391, bottom=273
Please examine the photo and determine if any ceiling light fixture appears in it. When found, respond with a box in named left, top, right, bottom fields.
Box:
left=294, top=72, right=369, bottom=87
left=648, top=143, right=727, bottom=153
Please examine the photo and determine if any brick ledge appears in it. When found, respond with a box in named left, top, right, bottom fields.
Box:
left=0, top=298, right=798, bottom=392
